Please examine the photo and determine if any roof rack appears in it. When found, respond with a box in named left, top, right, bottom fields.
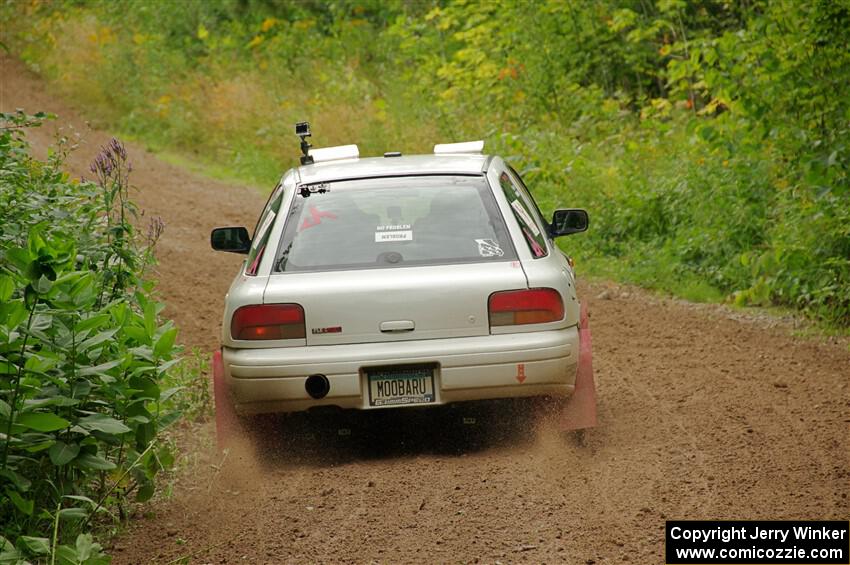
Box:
left=308, top=144, right=360, bottom=163
left=433, top=140, right=484, bottom=155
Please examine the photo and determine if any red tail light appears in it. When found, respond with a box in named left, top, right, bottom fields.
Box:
left=231, top=304, right=305, bottom=340
left=489, top=288, right=564, bottom=327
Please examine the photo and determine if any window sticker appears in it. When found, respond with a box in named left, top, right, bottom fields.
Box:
left=475, top=238, right=504, bottom=257
left=299, top=206, right=338, bottom=231
left=377, top=224, right=411, bottom=231
left=247, top=243, right=265, bottom=275
left=375, top=230, right=413, bottom=242
left=375, top=224, right=412, bottom=243
left=255, top=210, right=276, bottom=242
left=510, top=200, right=540, bottom=236
left=522, top=227, right=547, bottom=257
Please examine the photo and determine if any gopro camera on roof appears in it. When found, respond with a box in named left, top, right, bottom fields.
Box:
left=295, top=121, right=311, bottom=137
left=295, top=121, right=313, bottom=165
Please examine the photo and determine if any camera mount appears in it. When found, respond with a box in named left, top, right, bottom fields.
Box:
left=296, top=121, right=313, bottom=165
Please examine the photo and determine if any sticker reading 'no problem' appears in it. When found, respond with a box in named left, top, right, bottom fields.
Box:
left=375, top=224, right=412, bottom=243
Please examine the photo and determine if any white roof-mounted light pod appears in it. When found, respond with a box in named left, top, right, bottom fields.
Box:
left=308, top=144, right=360, bottom=163
left=433, top=140, right=484, bottom=155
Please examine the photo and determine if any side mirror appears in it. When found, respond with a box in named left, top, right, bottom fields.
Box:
left=550, top=209, right=589, bottom=237
left=211, top=227, right=251, bottom=254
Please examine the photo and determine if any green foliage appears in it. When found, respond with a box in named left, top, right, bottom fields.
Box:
left=2, top=0, right=848, bottom=324
left=0, top=112, right=180, bottom=563
left=164, top=349, right=212, bottom=424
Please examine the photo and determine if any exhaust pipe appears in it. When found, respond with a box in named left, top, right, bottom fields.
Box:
left=305, top=374, right=330, bottom=399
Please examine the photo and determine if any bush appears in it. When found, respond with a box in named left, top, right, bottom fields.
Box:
left=0, top=111, right=179, bottom=563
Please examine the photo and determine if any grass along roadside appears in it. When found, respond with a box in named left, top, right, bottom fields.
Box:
left=584, top=277, right=850, bottom=347
left=155, top=149, right=276, bottom=190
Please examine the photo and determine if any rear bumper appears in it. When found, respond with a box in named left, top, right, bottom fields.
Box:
left=223, top=327, right=579, bottom=415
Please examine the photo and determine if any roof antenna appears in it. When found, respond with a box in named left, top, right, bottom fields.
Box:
left=296, top=121, right=313, bottom=165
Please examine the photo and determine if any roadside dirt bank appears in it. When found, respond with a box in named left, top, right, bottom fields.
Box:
left=3, top=55, right=848, bottom=564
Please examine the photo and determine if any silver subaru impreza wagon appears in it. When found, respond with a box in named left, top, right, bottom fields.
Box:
left=210, top=129, right=593, bottom=437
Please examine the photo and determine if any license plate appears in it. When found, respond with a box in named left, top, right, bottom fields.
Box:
left=367, top=365, right=436, bottom=407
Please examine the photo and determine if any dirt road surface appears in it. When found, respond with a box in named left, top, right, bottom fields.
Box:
left=3, top=55, right=849, bottom=564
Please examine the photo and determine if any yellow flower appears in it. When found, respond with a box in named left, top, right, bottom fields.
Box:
left=156, top=95, right=172, bottom=117
left=247, top=35, right=264, bottom=49
left=261, top=17, right=277, bottom=32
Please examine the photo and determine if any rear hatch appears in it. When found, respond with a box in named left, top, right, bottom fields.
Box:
left=264, top=173, right=527, bottom=345
left=263, top=262, right=528, bottom=346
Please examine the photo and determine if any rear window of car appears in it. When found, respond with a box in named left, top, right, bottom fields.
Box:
left=273, top=175, right=516, bottom=272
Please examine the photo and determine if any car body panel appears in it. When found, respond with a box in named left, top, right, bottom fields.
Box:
left=262, top=262, right=529, bottom=346
left=485, top=157, right=581, bottom=330
left=223, top=326, right=578, bottom=414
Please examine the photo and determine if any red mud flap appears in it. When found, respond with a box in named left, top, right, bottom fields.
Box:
left=212, top=350, right=238, bottom=449
left=560, top=303, right=598, bottom=431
